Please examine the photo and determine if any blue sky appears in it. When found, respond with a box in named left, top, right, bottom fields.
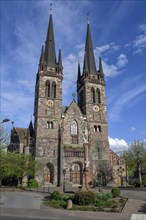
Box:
left=1, top=0, right=146, bottom=154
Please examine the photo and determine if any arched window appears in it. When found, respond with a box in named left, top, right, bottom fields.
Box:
left=91, top=87, right=95, bottom=103
left=50, top=121, right=53, bottom=129
left=96, top=88, right=101, bottom=104
left=71, top=120, right=77, bottom=135
left=71, top=120, right=78, bottom=144
left=52, top=81, right=56, bottom=99
left=97, top=125, right=101, bottom=133
left=45, top=80, right=50, bottom=98
left=47, top=121, right=53, bottom=129
left=94, top=125, right=97, bottom=132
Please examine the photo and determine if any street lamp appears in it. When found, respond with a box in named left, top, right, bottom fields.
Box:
left=0, top=118, right=10, bottom=124
left=63, top=169, right=66, bottom=193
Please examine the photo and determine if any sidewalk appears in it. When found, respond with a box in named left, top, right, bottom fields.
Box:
left=1, top=198, right=146, bottom=220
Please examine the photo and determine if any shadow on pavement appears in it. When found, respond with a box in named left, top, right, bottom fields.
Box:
left=137, top=203, right=146, bottom=213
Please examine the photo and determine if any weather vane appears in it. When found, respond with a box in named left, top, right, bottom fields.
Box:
left=87, top=12, right=90, bottom=24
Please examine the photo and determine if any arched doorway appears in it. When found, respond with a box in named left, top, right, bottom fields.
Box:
left=44, top=163, right=54, bottom=184
left=70, top=162, right=82, bottom=185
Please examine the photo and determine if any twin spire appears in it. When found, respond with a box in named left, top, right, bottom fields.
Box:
left=39, top=5, right=103, bottom=79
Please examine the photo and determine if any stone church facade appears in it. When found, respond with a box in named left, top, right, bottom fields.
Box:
left=9, top=11, right=126, bottom=187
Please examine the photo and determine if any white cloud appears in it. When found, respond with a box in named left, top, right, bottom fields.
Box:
left=124, top=23, right=146, bottom=54
left=101, top=53, right=128, bottom=77
left=129, top=127, right=136, bottom=132
left=139, top=23, right=146, bottom=32
left=109, top=85, right=146, bottom=121
left=133, top=34, right=146, bottom=54
left=117, top=54, right=128, bottom=68
left=109, top=136, right=128, bottom=154
left=95, top=42, right=119, bottom=56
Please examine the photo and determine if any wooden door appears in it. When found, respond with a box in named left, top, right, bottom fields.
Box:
left=71, top=164, right=81, bottom=184
left=44, top=166, right=50, bottom=183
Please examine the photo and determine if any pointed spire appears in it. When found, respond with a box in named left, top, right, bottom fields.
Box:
left=83, top=21, right=97, bottom=75
left=99, top=57, right=104, bottom=74
left=28, top=120, right=34, bottom=137
left=77, top=62, right=81, bottom=81
left=40, top=45, right=45, bottom=64
left=44, top=9, right=56, bottom=67
left=58, top=48, right=62, bottom=66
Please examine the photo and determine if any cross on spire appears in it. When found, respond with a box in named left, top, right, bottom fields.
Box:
left=50, top=2, right=52, bottom=15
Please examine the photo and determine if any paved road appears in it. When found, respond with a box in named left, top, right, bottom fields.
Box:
left=0, top=191, right=44, bottom=209
left=0, top=189, right=146, bottom=220
left=1, top=216, right=83, bottom=220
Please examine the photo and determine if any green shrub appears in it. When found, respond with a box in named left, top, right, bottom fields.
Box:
left=142, top=175, right=146, bottom=187
left=96, top=200, right=114, bottom=207
left=96, top=193, right=103, bottom=200
left=50, top=190, right=62, bottom=200
left=17, top=183, right=23, bottom=188
left=111, top=187, right=120, bottom=197
left=96, top=193, right=113, bottom=201
left=44, top=199, right=66, bottom=209
left=74, top=191, right=96, bottom=206
left=28, top=179, right=38, bottom=188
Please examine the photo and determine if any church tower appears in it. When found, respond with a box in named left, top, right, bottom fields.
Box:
left=34, top=9, right=63, bottom=185
left=77, top=20, right=110, bottom=176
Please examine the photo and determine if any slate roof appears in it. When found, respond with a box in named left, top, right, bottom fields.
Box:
left=13, top=127, right=27, bottom=141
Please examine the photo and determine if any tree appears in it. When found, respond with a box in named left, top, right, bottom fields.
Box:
left=94, top=160, right=113, bottom=186
left=0, top=124, right=10, bottom=151
left=0, top=152, right=36, bottom=185
left=122, top=140, right=146, bottom=187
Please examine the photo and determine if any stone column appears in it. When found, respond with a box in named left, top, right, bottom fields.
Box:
left=81, top=145, right=89, bottom=190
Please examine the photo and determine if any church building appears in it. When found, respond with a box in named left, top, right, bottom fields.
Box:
left=9, top=8, right=126, bottom=187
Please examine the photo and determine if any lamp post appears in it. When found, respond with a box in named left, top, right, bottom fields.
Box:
left=63, top=169, right=66, bottom=193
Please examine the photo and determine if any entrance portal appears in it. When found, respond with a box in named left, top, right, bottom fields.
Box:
left=44, top=163, right=54, bottom=184
left=70, top=162, right=82, bottom=185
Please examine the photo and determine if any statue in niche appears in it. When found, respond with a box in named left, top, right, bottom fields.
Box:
left=83, top=123, right=89, bottom=143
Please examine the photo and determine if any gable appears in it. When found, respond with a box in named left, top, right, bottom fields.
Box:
left=63, top=99, right=84, bottom=119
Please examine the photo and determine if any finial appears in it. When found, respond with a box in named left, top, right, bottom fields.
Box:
left=87, top=12, right=90, bottom=24
left=72, top=93, right=76, bottom=99
left=50, top=2, right=53, bottom=15
left=11, top=121, right=14, bottom=127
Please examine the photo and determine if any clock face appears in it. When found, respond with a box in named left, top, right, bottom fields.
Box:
left=93, top=105, right=99, bottom=112
left=46, top=100, right=54, bottom=107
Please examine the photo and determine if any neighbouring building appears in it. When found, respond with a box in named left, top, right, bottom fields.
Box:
left=9, top=9, right=126, bottom=187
